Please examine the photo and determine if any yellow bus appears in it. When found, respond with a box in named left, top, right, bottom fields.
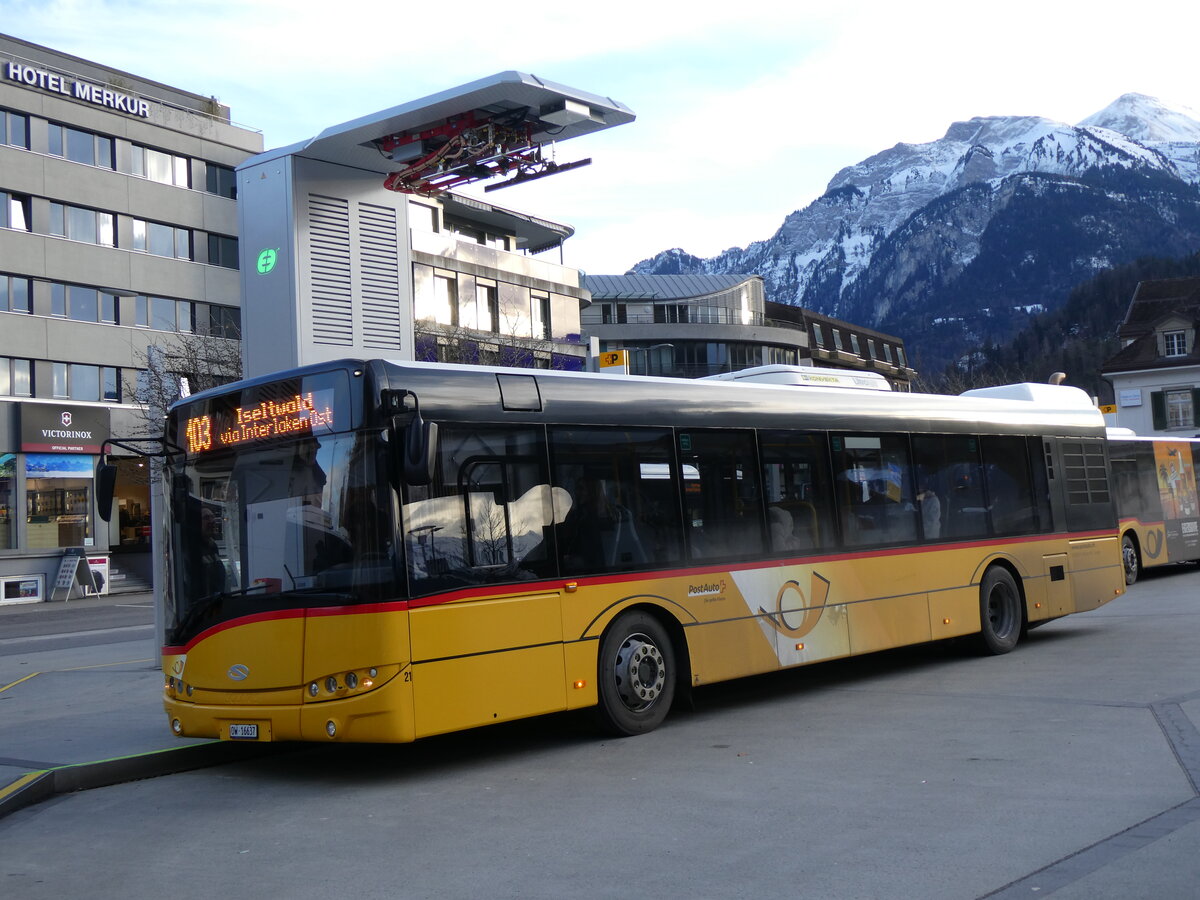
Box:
left=1109, top=432, right=1200, bottom=583
left=113, top=360, right=1125, bottom=742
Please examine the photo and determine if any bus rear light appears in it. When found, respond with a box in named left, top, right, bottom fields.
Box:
left=795, top=643, right=805, bottom=651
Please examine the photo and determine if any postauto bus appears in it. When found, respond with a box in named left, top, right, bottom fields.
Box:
left=104, top=359, right=1124, bottom=743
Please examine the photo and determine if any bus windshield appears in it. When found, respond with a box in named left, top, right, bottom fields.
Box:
left=163, top=429, right=396, bottom=647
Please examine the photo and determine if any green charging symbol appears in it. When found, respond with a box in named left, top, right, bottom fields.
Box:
left=256, top=248, right=278, bottom=274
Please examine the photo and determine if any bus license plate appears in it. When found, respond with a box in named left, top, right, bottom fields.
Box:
left=228, top=724, right=258, bottom=740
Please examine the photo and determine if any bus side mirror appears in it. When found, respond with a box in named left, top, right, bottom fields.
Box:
left=96, top=458, right=118, bottom=522
left=403, top=413, right=438, bottom=486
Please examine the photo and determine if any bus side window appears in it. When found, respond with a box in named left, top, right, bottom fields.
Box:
left=831, top=433, right=919, bottom=547
left=981, top=435, right=1040, bottom=536
left=402, top=424, right=556, bottom=595
left=549, top=426, right=682, bottom=576
left=759, top=430, right=836, bottom=553
left=677, top=430, right=765, bottom=563
left=910, top=434, right=987, bottom=541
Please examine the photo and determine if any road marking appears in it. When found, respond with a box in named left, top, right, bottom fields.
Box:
left=0, top=672, right=40, bottom=694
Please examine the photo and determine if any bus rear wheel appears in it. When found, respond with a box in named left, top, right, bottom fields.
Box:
left=978, top=567, right=1023, bottom=655
left=596, top=611, right=676, bottom=736
left=1122, top=534, right=1139, bottom=585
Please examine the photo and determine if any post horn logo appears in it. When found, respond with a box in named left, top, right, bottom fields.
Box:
left=758, top=572, right=832, bottom=639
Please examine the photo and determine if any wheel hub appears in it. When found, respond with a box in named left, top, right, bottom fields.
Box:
left=614, top=634, right=666, bottom=711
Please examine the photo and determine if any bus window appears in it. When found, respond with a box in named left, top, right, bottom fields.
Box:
left=759, top=430, right=835, bottom=553
left=831, top=433, right=918, bottom=546
left=980, top=436, right=1040, bottom=536
left=549, top=427, right=682, bottom=575
left=911, top=435, right=987, bottom=541
left=402, top=424, right=558, bottom=595
left=677, top=430, right=765, bottom=562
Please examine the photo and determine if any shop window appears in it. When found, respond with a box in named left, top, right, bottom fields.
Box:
left=25, top=454, right=94, bottom=550
left=0, top=453, right=13, bottom=549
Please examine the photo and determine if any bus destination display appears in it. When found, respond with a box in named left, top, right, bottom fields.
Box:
left=179, top=373, right=347, bottom=457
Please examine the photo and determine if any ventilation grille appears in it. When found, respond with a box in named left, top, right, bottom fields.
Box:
left=308, top=194, right=352, bottom=345
left=358, top=202, right=402, bottom=350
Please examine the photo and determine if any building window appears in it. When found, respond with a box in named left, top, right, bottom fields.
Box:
left=477, top=284, right=499, bottom=332
left=410, top=201, right=438, bottom=232
left=1, top=192, right=31, bottom=231
left=50, top=283, right=120, bottom=323
left=882, top=344, right=894, bottom=363
left=0, top=275, right=32, bottom=313
left=532, top=292, right=551, bottom=340
left=48, top=123, right=115, bottom=169
left=132, top=218, right=191, bottom=259
left=0, top=357, right=32, bottom=396
left=1164, top=331, right=1188, bottom=357
left=136, top=295, right=194, bottom=332
left=204, top=162, right=237, bottom=199
left=812, top=323, right=824, bottom=348
left=832, top=330, right=844, bottom=351
left=207, top=234, right=239, bottom=269
left=132, top=144, right=189, bottom=186
left=1166, top=389, right=1195, bottom=429
left=896, top=346, right=906, bottom=367
left=2, top=109, right=29, bottom=149
left=850, top=334, right=861, bottom=355
left=51, top=363, right=120, bottom=402
left=209, top=305, right=241, bottom=339
left=49, top=202, right=115, bottom=246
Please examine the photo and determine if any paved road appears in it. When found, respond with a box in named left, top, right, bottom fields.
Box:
left=1, top=567, right=1198, bottom=899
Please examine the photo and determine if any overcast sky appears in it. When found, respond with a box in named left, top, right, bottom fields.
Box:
left=5, top=0, right=1200, bottom=274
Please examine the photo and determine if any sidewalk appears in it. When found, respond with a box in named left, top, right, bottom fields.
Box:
left=0, top=590, right=275, bottom=819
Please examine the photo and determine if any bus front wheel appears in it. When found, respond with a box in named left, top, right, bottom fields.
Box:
left=596, top=611, right=676, bottom=736
left=1122, top=534, right=1139, bottom=585
left=978, top=567, right=1023, bottom=655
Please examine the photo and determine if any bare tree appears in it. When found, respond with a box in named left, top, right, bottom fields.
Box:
left=414, top=316, right=583, bottom=370
left=124, top=331, right=242, bottom=438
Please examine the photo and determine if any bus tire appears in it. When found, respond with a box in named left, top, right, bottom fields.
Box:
left=596, top=611, right=676, bottom=736
left=978, top=567, right=1023, bottom=655
left=1122, top=534, right=1139, bottom=585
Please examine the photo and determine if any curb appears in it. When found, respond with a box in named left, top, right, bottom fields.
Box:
left=0, top=740, right=286, bottom=821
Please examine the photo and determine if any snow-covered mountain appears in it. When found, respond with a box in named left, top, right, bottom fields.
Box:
left=632, top=94, right=1200, bottom=373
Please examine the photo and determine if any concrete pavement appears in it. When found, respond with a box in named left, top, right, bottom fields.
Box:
left=0, top=591, right=275, bottom=819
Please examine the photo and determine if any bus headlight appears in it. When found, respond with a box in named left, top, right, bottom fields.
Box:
left=309, top=682, right=320, bottom=697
